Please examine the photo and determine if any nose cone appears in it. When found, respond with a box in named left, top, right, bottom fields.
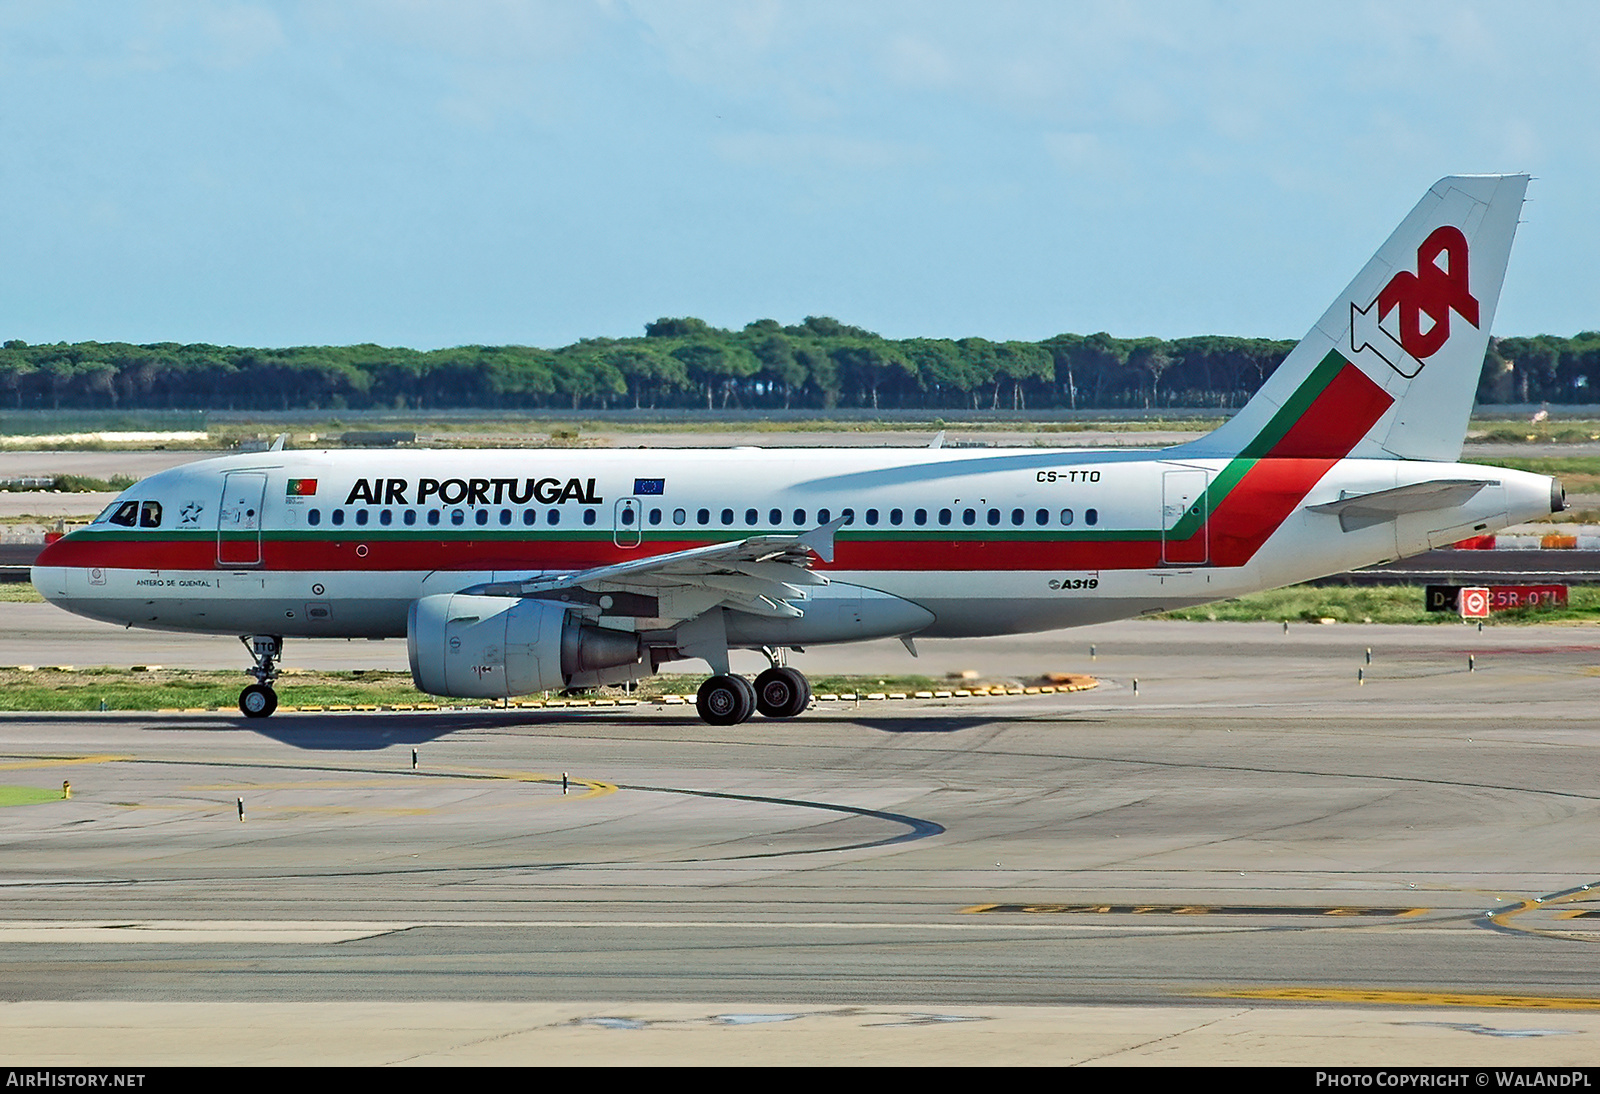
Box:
left=30, top=534, right=70, bottom=603
left=33, top=534, right=70, bottom=568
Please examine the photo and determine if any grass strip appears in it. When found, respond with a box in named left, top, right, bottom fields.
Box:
left=0, top=669, right=977, bottom=713
left=0, top=785, right=66, bottom=807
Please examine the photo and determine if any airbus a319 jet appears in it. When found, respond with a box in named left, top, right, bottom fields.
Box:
left=32, top=175, right=1562, bottom=724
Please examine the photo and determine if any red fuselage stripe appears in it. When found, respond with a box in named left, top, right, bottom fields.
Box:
left=37, top=363, right=1397, bottom=576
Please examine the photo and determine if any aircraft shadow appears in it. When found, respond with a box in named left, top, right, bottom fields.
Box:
left=0, top=707, right=1098, bottom=751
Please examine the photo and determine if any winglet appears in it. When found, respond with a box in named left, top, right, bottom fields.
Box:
left=796, top=516, right=849, bottom=564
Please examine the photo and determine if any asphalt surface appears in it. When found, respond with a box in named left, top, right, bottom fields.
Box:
left=4, top=617, right=1600, bottom=1063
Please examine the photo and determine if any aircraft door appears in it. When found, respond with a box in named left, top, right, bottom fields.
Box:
left=613, top=497, right=642, bottom=549
left=1161, top=468, right=1209, bottom=565
left=218, top=472, right=268, bottom=567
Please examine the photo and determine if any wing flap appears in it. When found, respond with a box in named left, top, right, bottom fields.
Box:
left=472, top=519, right=847, bottom=624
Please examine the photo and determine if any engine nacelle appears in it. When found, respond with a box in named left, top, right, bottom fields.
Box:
left=408, top=594, right=642, bottom=699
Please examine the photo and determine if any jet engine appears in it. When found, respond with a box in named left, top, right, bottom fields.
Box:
left=408, top=593, right=642, bottom=698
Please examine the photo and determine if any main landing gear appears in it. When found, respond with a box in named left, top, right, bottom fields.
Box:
left=238, top=635, right=283, bottom=718
left=695, top=666, right=812, bottom=726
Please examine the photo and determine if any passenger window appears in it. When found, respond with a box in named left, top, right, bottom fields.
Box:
left=499, top=509, right=511, bottom=526
left=475, top=509, right=488, bottom=526
left=621, top=507, right=635, bottom=526
left=987, top=509, right=1000, bottom=526
left=139, top=501, right=162, bottom=528
left=769, top=508, right=782, bottom=525
left=308, top=509, right=321, bottom=526
left=865, top=509, right=879, bottom=526
left=745, top=508, right=758, bottom=525
left=332, top=510, right=346, bottom=526
left=1060, top=509, right=1074, bottom=525
left=450, top=509, right=464, bottom=526
left=404, top=510, right=417, bottom=526
left=379, top=510, right=393, bottom=526
left=938, top=509, right=951, bottom=526
left=674, top=509, right=687, bottom=525
left=649, top=508, right=662, bottom=525
left=1011, top=508, right=1024, bottom=526
left=547, top=509, right=560, bottom=525
left=427, top=510, right=440, bottom=526
left=914, top=509, right=928, bottom=526
left=583, top=509, right=596, bottom=526
left=890, top=509, right=903, bottom=526
left=1036, top=508, right=1049, bottom=526
left=523, top=509, right=536, bottom=526
left=109, top=501, right=140, bottom=527
left=841, top=508, right=854, bottom=525
left=793, top=509, right=807, bottom=525
left=817, top=508, right=831, bottom=524
left=697, top=508, right=710, bottom=525
left=1086, top=508, right=1099, bottom=526
left=962, top=509, right=976, bottom=525
left=356, top=509, right=369, bottom=526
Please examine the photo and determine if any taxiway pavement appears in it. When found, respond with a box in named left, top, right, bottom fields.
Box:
left=3, top=618, right=1600, bottom=1063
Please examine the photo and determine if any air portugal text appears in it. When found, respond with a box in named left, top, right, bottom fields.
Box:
left=342, top=477, right=603, bottom=507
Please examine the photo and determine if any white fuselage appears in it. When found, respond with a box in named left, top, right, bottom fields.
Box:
left=31, top=445, right=1555, bottom=644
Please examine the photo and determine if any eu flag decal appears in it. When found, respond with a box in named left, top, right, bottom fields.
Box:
left=633, top=478, right=665, bottom=495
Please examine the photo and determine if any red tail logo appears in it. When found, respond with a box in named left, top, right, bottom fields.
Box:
left=1350, top=225, right=1479, bottom=377
left=1378, top=226, right=1478, bottom=359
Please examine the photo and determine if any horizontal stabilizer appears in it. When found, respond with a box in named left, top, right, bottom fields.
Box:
left=1305, top=479, right=1492, bottom=532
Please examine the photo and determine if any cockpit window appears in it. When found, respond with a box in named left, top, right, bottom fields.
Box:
left=139, top=501, right=162, bottom=528
left=108, top=501, right=139, bottom=527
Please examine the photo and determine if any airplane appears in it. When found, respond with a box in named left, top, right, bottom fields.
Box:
left=31, top=174, right=1563, bottom=725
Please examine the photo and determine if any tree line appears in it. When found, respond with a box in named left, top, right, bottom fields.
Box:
left=1, top=320, right=1596, bottom=412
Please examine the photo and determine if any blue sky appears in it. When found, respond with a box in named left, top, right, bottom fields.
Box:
left=1, top=1, right=1595, bottom=349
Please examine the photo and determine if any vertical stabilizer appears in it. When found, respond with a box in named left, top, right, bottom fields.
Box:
left=1187, top=175, right=1528, bottom=463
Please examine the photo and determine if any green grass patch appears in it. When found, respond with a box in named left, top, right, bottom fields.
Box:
left=0, top=583, right=44, bottom=602
left=0, top=474, right=136, bottom=493
left=0, top=668, right=427, bottom=712
left=0, top=668, right=978, bottom=712
left=0, top=784, right=65, bottom=807
left=1462, top=455, right=1600, bottom=493
left=1155, top=584, right=1600, bottom=624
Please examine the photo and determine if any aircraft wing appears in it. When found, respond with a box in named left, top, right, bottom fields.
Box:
left=477, top=519, right=846, bottom=622
left=1306, top=479, right=1493, bottom=532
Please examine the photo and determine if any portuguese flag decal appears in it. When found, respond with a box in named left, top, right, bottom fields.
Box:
left=286, top=478, right=318, bottom=497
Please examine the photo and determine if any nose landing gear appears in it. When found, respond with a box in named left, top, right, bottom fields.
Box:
left=238, top=635, right=283, bottom=718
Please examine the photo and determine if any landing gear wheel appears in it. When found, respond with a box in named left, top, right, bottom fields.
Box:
left=240, top=684, right=278, bottom=718
left=697, top=674, right=754, bottom=726
left=754, top=666, right=811, bottom=718
left=731, top=672, right=756, bottom=714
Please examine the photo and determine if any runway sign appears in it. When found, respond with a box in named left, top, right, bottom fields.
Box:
left=1459, top=587, right=1490, bottom=618
left=1428, top=584, right=1567, bottom=615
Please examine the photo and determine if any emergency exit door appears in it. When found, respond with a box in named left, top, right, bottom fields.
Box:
left=218, top=472, right=267, bottom=566
left=1161, top=468, right=1209, bottom=565
left=613, top=497, right=642, bottom=548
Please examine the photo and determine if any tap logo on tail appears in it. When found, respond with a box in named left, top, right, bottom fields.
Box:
left=1350, top=225, right=1479, bottom=377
